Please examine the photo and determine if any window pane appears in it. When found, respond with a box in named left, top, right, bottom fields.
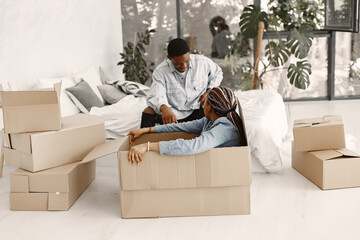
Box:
left=335, top=32, right=360, bottom=97
left=261, top=37, right=329, bottom=99
left=121, top=0, right=177, bottom=67
left=325, top=0, right=355, bottom=31
left=263, top=0, right=325, bottom=31
left=180, top=0, right=253, bottom=90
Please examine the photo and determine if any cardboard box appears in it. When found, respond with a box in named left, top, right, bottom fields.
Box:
left=293, top=115, right=345, bottom=152
left=3, top=114, right=106, bottom=172
left=81, top=132, right=252, bottom=218
left=10, top=161, right=95, bottom=211
left=0, top=83, right=62, bottom=133
left=292, top=142, right=360, bottom=190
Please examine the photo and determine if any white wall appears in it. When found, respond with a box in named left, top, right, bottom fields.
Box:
left=0, top=0, right=123, bottom=90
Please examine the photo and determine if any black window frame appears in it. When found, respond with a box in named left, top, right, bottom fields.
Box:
left=173, top=0, right=360, bottom=101
left=324, top=0, right=360, bottom=33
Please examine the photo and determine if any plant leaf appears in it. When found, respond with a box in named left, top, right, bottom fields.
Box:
left=287, top=25, right=314, bottom=59
left=287, top=60, right=312, bottom=89
left=239, top=4, right=269, bottom=39
left=265, top=40, right=290, bottom=67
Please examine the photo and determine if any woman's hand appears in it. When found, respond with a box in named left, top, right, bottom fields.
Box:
left=128, top=143, right=147, bottom=165
left=128, top=128, right=150, bottom=144
left=128, top=142, right=160, bottom=165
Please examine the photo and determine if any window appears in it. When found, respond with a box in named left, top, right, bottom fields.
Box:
left=324, top=0, right=359, bottom=32
left=120, top=0, right=360, bottom=100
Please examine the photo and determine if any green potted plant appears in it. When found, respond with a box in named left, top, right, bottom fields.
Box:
left=225, top=1, right=324, bottom=90
left=117, top=28, right=155, bottom=85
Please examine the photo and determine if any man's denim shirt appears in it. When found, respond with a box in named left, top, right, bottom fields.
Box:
left=146, top=54, right=223, bottom=119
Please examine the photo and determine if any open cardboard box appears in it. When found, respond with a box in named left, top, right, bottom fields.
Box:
left=10, top=161, right=95, bottom=211
left=0, top=83, right=62, bottom=133
left=3, top=114, right=107, bottom=172
left=293, top=115, right=345, bottom=152
left=292, top=142, right=360, bottom=190
left=81, top=132, right=252, bottom=218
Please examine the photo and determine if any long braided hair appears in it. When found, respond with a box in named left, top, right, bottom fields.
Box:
left=206, top=86, right=247, bottom=146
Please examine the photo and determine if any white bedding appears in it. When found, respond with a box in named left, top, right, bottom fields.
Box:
left=90, top=89, right=288, bottom=172
left=235, top=89, right=288, bottom=172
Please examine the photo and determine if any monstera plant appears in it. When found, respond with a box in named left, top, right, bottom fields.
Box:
left=225, top=3, right=319, bottom=90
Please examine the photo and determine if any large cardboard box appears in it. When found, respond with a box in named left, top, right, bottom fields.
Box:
left=293, top=115, right=345, bottom=152
left=0, top=83, right=62, bottom=133
left=81, top=132, right=252, bottom=218
left=292, top=142, right=360, bottom=190
left=10, top=161, right=95, bottom=211
left=3, top=114, right=106, bottom=172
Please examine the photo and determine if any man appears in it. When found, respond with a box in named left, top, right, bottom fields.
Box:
left=141, top=38, right=223, bottom=127
left=212, top=23, right=232, bottom=59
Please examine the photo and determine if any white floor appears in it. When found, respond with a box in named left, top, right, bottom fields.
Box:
left=1, top=100, right=360, bottom=240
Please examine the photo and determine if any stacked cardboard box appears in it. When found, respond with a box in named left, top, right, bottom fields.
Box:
left=10, top=161, right=95, bottom=211
left=81, top=132, right=252, bottom=218
left=292, top=115, right=360, bottom=190
left=0, top=85, right=107, bottom=210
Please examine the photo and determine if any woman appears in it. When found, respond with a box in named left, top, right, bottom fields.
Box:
left=128, top=86, right=247, bottom=165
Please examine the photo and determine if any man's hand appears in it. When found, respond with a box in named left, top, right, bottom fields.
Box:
left=128, top=143, right=147, bottom=165
left=160, top=105, right=178, bottom=124
left=199, top=89, right=211, bottom=106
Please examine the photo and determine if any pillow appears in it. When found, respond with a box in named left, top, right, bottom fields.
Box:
left=66, top=80, right=104, bottom=113
left=37, top=77, right=80, bottom=117
left=99, top=66, right=111, bottom=84
left=73, top=67, right=105, bottom=103
left=97, top=85, right=128, bottom=104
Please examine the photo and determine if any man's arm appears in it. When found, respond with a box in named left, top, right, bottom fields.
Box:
left=146, top=71, right=169, bottom=114
left=146, top=70, right=178, bottom=124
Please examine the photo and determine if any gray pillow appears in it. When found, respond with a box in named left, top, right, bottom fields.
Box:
left=97, top=84, right=128, bottom=104
left=65, top=79, right=104, bottom=112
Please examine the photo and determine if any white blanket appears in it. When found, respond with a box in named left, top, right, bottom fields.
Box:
left=90, top=89, right=288, bottom=172
left=235, top=89, right=288, bottom=172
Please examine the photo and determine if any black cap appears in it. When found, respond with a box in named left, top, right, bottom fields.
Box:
left=167, top=38, right=190, bottom=57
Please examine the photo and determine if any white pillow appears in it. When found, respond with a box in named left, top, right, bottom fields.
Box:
left=73, top=67, right=105, bottom=103
left=37, top=77, right=80, bottom=117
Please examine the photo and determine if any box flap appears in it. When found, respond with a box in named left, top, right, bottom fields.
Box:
left=21, top=114, right=109, bottom=137
left=294, top=115, right=342, bottom=128
left=10, top=174, right=29, bottom=192
left=3, top=146, right=35, bottom=172
left=9, top=133, right=32, bottom=154
left=81, top=138, right=128, bottom=164
left=10, top=193, right=48, bottom=211
left=335, top=148, right=360, bottom=158
left=53, top=82, right=61, bottom=100
left=311, top=148, right=360, bottom=161
left=311, top=149, right=343, bottom=160
left=10, top=162, right=79, bottom=192
left=323, top=115, right=342, bottom=122
left=48, top=192, right=69, bottom=210
left=0, top=85, right=60, bottom=107
left=1, top=131, right=12, bottom=148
